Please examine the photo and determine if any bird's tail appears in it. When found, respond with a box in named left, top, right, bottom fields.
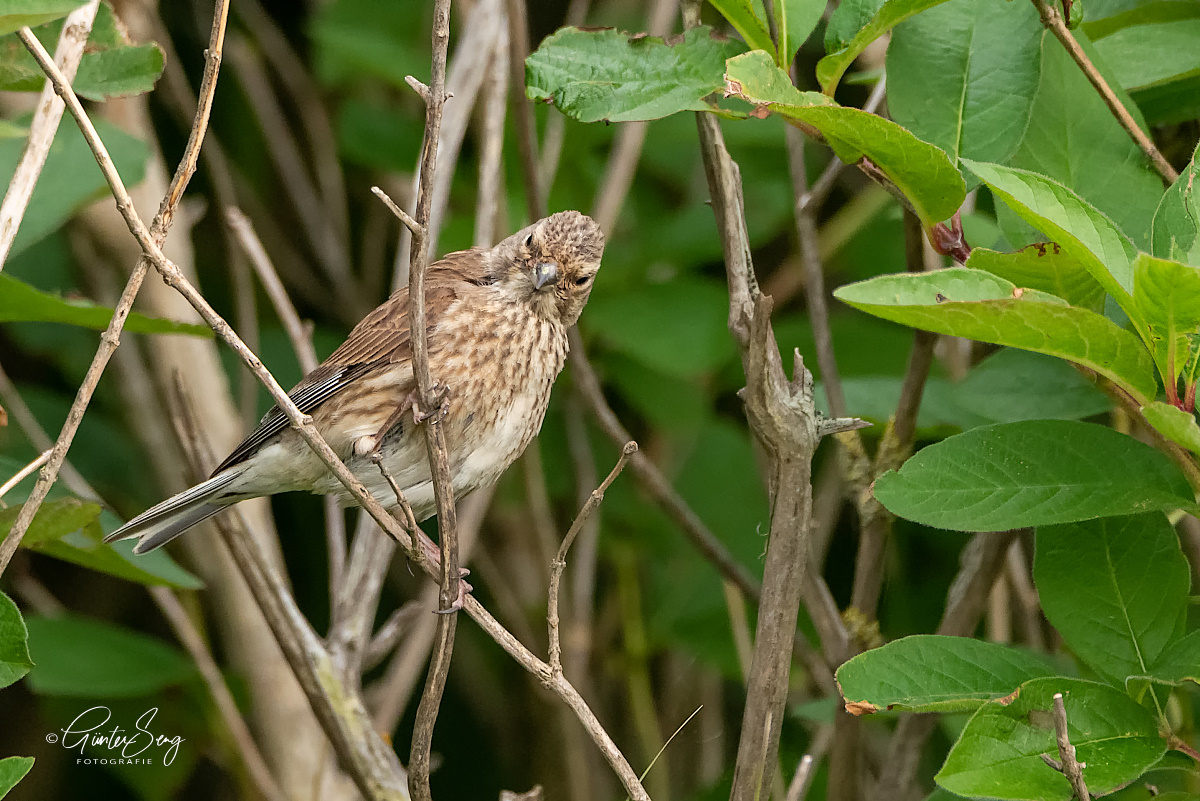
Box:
left=105, top=469, right=244, bottom=554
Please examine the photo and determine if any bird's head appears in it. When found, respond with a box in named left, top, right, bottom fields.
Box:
left=499, top=210, right=604, bottom=326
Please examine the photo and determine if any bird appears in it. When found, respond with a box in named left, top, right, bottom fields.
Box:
left=107, top=210, right=605, bottom=555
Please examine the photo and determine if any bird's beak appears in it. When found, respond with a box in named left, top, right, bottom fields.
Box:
left=533, top=262, right=558, bottom=290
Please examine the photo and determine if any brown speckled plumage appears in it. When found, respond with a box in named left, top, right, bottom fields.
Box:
left=108, top=211, right=604, bottom=554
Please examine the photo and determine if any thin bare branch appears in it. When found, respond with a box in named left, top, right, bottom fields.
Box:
left=1029, top=0, right=1177, bottom=184
left=0, top=2, right=229, bottom=578
left=1048, top=692, right=1091, bottom=800
left=0, top=450, right=51, bottom=502
left=549, top=441, right=637, bottom=674
left=0, top=0, right=99, bottom=270
left=150, top=587, right=289, bottom=801
left=505, top=0, right=543, bottom=220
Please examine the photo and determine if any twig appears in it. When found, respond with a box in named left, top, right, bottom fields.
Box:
left=1045, top=692, right=1091, bottom=800
left=1029, top=0, right=1178, bottom=184
left=474, top=15, right=509, bottom=249
left=548, top=441, right=637, bottom=674
left=150, top=587, right=288, bottom=801
left=393, top=0, right=502, bottom=287
left=226, top=207, right=320, bottom=373
left=786, top=755, right=816, bottom=801
left=0, top=2, right=229, bottom=578
left=505, top=0, right=543, bottom=220
left=395, top=3, right=465, bottom=798
left=363, top=602, right=423, bottom=672
left=796, top=74, right=887, bottom=214
left=0, top=450, right=51, bottom=502
left=568, top=332, right=763, bottom=602
left=0, top=0, right=99, bottom=270
left=225, top=36, right=362, bottom=316
left=0, top=365, right=96, bottom=500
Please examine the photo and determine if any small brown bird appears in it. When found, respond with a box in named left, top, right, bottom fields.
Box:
left=108, top=210, right=604, bottom=554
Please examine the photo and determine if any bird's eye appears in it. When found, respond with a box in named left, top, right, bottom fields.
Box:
left=524, top=234, right=534, bottom=248
left=575, top=275, right=592, bottom=286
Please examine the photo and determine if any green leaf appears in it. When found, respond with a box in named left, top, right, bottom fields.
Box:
left=707, top=0, right=774, bottom=53
left=824, top=0, right=884, bottom=53
left=834, top=268, right=1158, bottom=404
left=1093, top=19, right=1200, bottom=91
left=1132, top=253, right=1200, bottom=384
left=966, top=245, right=1106, bottom=311
left=836, top=635, right=1056, bottom=714
left=781, top=0, right=824, bottom=62
left=1010, top=31, right=1163, bottom=250
left=1141, top=629, right=1200, bottom=685
left=24, top=615, right=195, bottom=697
left=936, top=677, right=1165, bottom=800
left=0, top=4, right=164, bottom=98
left=872, top=420, right=1195, bottom=531
left=886, top=0, right=1042, bottom=170
left=525, top=26, right=745, bottom=123
left=0, top=0, right=82, bottom=36
left=725, top=50, right=965, bottom=226
left=1083, top=0, right=1200, bottom=40
left=1141, top=401, right=1200, bottom=455
left=963, top=159, right=1140, bottom=315
left=0, top=274, right=211, bottom=336
left=952, top=349, right=1112, bottom=423
left=816, top=0, right=952, bottom=94
left=1035, top=513, right=1190, bottom=685
left=0, top=115, right=147, bottom=257
left=0, top=757, right=34, bottom=801
left=0, top=499, right=203, bottom=589
left=0, top=591, right=34, bottom=691
left=75, top=42, right=164, bottom=100
left=1152, top=146, right=1200, bottom=265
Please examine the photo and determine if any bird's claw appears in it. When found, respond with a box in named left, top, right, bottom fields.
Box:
left=417, top=531, right=472, bottom=611
left=413, top=382, right=450, bottom=424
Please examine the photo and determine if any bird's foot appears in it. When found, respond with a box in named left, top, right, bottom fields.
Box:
left=412, top=382, right=450, bottom=425
left=416, top=530, right=472, bottom=612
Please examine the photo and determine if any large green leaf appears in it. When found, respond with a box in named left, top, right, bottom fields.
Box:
left=1094, top=19, right=1200, bottom=91
left=24, top=615, right=196, bottom=697
left=872, top=420, right=1195, bottom=531
left=0, top=757, right=34, bottom=801
left=0, top=115, right=147, bottom=257
left=0, top=4, right=164, bottom=98
left=834, top=268, right=1158, bottom=404
left=0, top=591, right=33, bottom=691
left=725, top=50, right=965, bottom=226
left=1011, top=31, right=1164, bottom=250
left=525, top=26, right=745, bottom=123
left=886, top=0, right=1042, bottom=170
left=836, top=635, right=1056, bottom=714
left=936, top=677, right=1165, bottom=800
left=817, top=0, right=951, bottom=94
left=0, top=274, right=211, bottom=336
left=963, top=159, right=1140, bottom=315
left=951, top=349, right=1111, bottom=423
left=1035, top=514, right=1190, bottom=685
left=1152, top=146, right=1200, bottom=265
left=966, top=245, right=1106, bottom=311
left=707, top=0, right=774, bottom=53
left=1132, top=253, right=1200, bottom=384
left=0, top=0, right=82, bottom=36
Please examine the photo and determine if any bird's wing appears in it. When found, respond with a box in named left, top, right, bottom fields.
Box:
left=212, top=249, right=493, bottom=475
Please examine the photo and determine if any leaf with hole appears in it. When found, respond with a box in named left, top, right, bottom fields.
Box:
left=834, top=268, right=1158, bottom=404
left=836, top=635, right=1056, bottom=714
left=936, top=677, right=1165, bottom=800
left=963, top=159, right=1140, bottom=317
left=725, top=50, right=965, bottom=226
left=872, top=420, right=1195, bottom=531
left=966, top=246, right=1106, bottom=311
left=1035, top=513, right=1190, bottom=685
